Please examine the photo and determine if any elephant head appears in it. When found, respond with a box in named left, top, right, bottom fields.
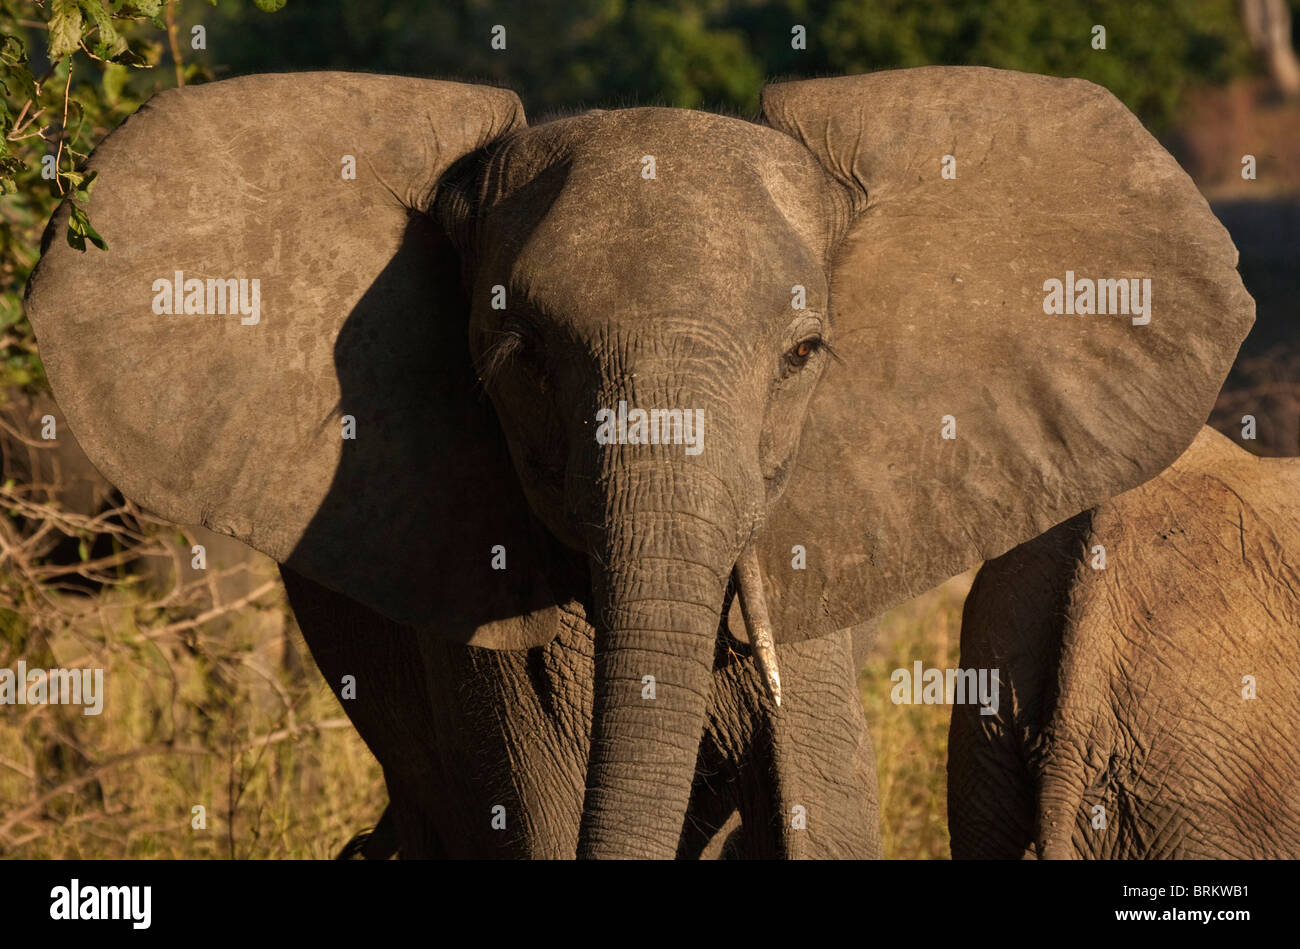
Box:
left=24, top=67, right=1252, bottom=858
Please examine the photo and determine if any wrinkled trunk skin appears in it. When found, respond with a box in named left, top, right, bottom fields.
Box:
left=563, top=341, right=762, bottom=859
left=577, top=468, right=742, bottom=858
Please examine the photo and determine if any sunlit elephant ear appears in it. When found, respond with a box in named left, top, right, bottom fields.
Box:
left=755, top=66, right=1254, bottom=640
left=25, top=72, right=563, bottom=648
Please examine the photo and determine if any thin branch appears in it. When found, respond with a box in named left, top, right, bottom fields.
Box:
left=165, top=0, right=185, bottom=88
left=53, top=62, right=72, bottom=195
left=0, top=743, right=210, bottom=838
left=142, top=580, right=281, bottom=641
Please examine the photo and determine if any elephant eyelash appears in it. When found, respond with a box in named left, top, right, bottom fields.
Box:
left=477, top=327, right=528, bottom=387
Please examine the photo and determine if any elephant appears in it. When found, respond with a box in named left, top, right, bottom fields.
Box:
left=949, top=426, right=1300, bottom=859
left=24, top=66, right=1252, bottom=858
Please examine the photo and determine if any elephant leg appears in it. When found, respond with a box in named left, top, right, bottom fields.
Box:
left=284, top=564, right=595, bottom=858
left=704, top=625, right=882, bottom=858
left=289, top=555, right=879, bottom=859
left=948, top=517, right=1083, bottom=859
left=947, top=691, right=1038, bottom=858
left=407, top=605, right=595, bottom=858
left=769, top=629, right=882, bottom=858
left=681, top=712, right=743, bottom=852
left=681, top=629, right=759, bottom=857
left=280, top=565, right=448, bottom=858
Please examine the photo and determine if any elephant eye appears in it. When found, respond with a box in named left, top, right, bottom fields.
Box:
left=477, top=318, right=538, bottom=387
left=784, top=336, right=824, bottom=371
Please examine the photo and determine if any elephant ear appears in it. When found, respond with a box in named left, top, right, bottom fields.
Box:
left=756, top=66, right=1255, bottom=640
left=25, top=72, right=562, bottom=649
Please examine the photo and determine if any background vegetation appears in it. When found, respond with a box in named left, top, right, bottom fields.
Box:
left=1, top=0, right=1297, bottom=858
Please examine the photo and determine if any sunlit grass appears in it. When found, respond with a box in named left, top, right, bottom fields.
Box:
left=0, top=555, right=383, bottom=859
left=860, top=571, right=973, bottom=860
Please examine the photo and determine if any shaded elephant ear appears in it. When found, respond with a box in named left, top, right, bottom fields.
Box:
left=25, top=72, right=562, bottom=648
left=756, top=66, right=1254, bottom=640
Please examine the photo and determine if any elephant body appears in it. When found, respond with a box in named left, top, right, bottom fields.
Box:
left=283, top=564, right=882, bottom=857
left=949, top=427, right=1300, bottom=858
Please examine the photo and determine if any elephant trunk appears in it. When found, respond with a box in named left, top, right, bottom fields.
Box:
left=575, top=457, right=752, bottom=858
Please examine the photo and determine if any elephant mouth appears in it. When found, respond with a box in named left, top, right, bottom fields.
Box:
left=732, top=544, right=783, bottom=707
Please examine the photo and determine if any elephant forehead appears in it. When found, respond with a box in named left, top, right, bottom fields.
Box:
left=518, top=198, right=824, bottom=316
left=491, top=109, right=830, bottom=317
left=499, top=107, right=828, bottom=211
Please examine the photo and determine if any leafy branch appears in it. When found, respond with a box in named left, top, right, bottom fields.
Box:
left=0, top=0, right=283, bottom=393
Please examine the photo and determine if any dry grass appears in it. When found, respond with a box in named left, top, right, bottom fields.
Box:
left=0, top=449, right=384, bottom=858
left=0, top=563, right=384, bottom=858
left=860, top=572, right=973, bottom=860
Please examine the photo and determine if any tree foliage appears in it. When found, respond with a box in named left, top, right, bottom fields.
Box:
left=194, top=0, right=1263, bottom=121
left=0, top=1, right=283, bottom=392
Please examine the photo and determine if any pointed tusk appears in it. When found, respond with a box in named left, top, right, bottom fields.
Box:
left=733, top=545, right=782, bottom=709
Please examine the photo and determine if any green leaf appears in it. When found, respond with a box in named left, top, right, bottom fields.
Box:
left=0, top=150, right=22, bottom=195
left=74, top=169, right=98, bottom=202
left=121, top=0, right=165, bottom=15
left=0, top=61, right=40, bottom=105
left=67, top=204, right=108, bottom=252
left=79, top=0, right=128, bottom=59
left=254, top=0, right=287, bottom=12
left=102, top=62, right=129, bottom=103
left=0, top=32, right=27, bottom=66
left=48, top=0, right=85, bottom=60
left=78, top=538, right=90, bottom=562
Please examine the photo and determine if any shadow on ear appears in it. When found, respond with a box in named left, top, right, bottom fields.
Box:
left=293, top=210, right=564, bottom=646
left=754, top=66, right=1255, bottom=641
left=24, top=71, right=564, bottom=648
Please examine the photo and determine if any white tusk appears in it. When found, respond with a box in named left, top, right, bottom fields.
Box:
left=733, top=545, right=782, bottom=708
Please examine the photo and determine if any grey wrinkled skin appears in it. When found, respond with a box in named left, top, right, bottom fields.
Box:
left=949, top=428, right=1300, bottom=859
left=24, top=68, right=1252, bottom=858
left=285, top=562, right=881, bottom=858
